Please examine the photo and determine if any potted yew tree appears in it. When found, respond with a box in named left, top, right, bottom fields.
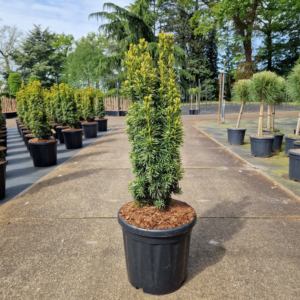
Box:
left=227, top=79, right=250, bottom=145
left=28, top=81, right=57, bottom=167
left=81, top=87, right=97, bottom=138
left=54, top=84, right=69, bottom=144
left=249, top=71, right=277, bottom=158
left=118, top=33, right=196, bottom=295
left=287, top=64, right=300, bottom=180
left=95, top=90, right=107, bottom=131
left=60, top=84, right=83, bottom=149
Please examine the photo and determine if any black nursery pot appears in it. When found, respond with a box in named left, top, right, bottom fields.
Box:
left=0, top=135, right=7, bottom=148
left=118, top=210, right=197, bottom=295
left=272, top=134, right=284, bottom=152
left=189, top=109, right=199, bottom=115
left=29, top=139, right=57, bottom=167
left=56, top=126, right=69, bottom=144
left=227, top=128, right=246, bottom=145
left=0, top=160, right=7, bottom=200
left=250, top=135, right=274, bottom=158
left=82, top=122, right=97, bottom=138
left=2, top=112, right=17, bottom=119
left=293, top=129, right=300, bottom=135
left=0, top=139, right=6, bottom=148
left=25, top=134, right=35, bottom=155
left=95, top=118, right=108, bottom=131
left=52, top=124, right=60, bottom=139
left=263, top=129, right=272, bottom=135
left=285, top=136, right=300, bottom=156
left=288, top=149, right=300, bottom=181
left=0, top=147, right=7, bottom=157
left=294, top=141, right=300, bottom=149
left=62, top=129, right=83, bottom=149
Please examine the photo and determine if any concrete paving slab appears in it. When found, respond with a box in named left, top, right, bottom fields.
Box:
left=0, top=218, right=299, bottom=300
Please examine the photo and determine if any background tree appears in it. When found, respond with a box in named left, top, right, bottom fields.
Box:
left=8, top=73, right=22, bottom=95
left=10, top=25, right=64, bottom=87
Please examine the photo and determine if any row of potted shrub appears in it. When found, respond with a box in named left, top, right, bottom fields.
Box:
left=227, top=65, right=300, bottom=182
left=15, top=81, right=107, bottom=168
left=0, top=99, right=7, bottom=200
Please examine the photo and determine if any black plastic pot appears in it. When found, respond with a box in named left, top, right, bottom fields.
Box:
left=19, top=126, right=26, bottom=136
left=294, top=141, right=300, bottom=149
left=272, top=134, right=284, bottom=152
left=2, top=112, right=17, bottom=119
left=227, top=128, right=246, bottom=145
left=52, top=124, right=60, bottom=139
left=56, top=126, right=68, bottom=144
left=189, top=109, right=199, bottom=115
left=25, top=134, right=35, bottom=156
left=95, top=118, right=107, bottom=131
left=293, top=129, right=300, bottom=135
left=250, top=135, right=274, bottom=158
left=0, top=135, right=7, bottom=148
left=285, top=136, right=300, bottom=156
left=29, top=139, right=57, bottom=167
left=62, top=129, right=83, bottom=149
left=0, top=139, right=6, bottom=148
left=263, top=129, right=272, bottom=135
left=82, top=122, right=97, bottom=138
left=118, top=209, right=197, bottom=295
left=0, top=160, right=7, bottom=200
left=288, top=150, right=300, bottom=181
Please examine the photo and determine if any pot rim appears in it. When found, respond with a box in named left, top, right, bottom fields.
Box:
left=81, top=122, right=97, bottom=125
left=29, top=139, right=58, bottom=145
left=249, top=135, right=274, bottom=140
left=285, top=136, right=300, bottom=140
left=227, top=128, right=246, bottom=131
left=118, top=202, right=197, bottom=238
left=288, top=149, right=300, bottom=156
left=62, top=128, right=83, bottom=132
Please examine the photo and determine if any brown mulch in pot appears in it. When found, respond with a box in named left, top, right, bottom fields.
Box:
left=29, top=138, right=56, bottom=143
left=63, top=128, right=82, bottom=131
left=119, top=200, right=196, bottom=230
left=82, top=122, right=97, bottom=124
left=95, top=118, right=107, bottom=120
left=0, top=158, right=6, bottom=163
left=25, top=134, right=34, bottom=137
left=0, top=146, right=6, bottom=151
left=57, top=126, right=68, bottom=129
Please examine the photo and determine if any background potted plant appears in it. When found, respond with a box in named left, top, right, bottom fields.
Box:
left=271, top=76, right=285, bottom=152
left=75, top=88, right=84, bottom=127
left=287, top=64, right=300, bottom=179
left=28, top=81, right=57, bottom=167
left=54, top=84, right=69, bottom=144
left=60, top=84, right=83, bottom=149
left=118, top=33, right=196, bottom=295
left=249, top=71, right=277, bottom=158
left=227, top=79, right=250, bottom=145
left=94, top=89, right=107, bottom=131
left=286, top=64, right=300, bottom=156
left=0, top=151, right=7, bottom=200
left=81, top=87, right=97, bottom=138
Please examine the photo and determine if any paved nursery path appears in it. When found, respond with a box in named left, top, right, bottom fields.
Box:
left=1, top=114, right=300, bottom=299
left=2, top=120, right=110, bottom=205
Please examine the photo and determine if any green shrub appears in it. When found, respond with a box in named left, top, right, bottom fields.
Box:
left=95, top=90, right=105, bottom=118
left=287, top=64, right=300, bottom=103
left=49, top=84, right=59, bottom=122
left=232, top=79, right=251, bottom=104
left=75, top=88, right=84, bottom=121
left=8, top=73, right=22, bottom=95
left=123, top=32, right=184, bottom=210
left=82, top=87, right=96, bottom=122
left=59, top=83, right=79, bottom=128
left=27, top=81, right=52, bottom=140
left=16, top=83, right=26, bottom=123
left=28, top=76, right=39, bottom=83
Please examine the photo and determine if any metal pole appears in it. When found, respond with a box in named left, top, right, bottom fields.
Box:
left=117, top=79, right=120, bottom=116
left=206, top=85, right=208, bottom=110
left=221, top=72, right=226, bottom=123
left=87, top=77, right=90, bottom=86
left=198, top=79, right=200, bottom=114
left=286, top=91, right=287, bottom=110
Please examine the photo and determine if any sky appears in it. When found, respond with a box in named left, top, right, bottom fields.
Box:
left=0, top=0, right=131, bottom=39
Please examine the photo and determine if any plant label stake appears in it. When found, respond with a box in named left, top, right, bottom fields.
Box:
left=221, top=72, right=226, bottom=123
left=218, top=72, right=222, bottom=124
left=198, top=79, right=201, bottom=114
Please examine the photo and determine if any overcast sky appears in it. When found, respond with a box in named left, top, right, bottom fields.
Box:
left=0, top=0, right=131, bottom=39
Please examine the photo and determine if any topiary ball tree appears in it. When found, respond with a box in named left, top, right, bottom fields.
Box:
left=287, top=64, right=300, bottom=135
left=8, top=73, right=22, bottom=96
left=123, top=32, right=184, bottom=210
left=82, top=87, right=96, bottom=122
left=27, top=81, right=52, bottom=140
left=59, top=83, right=79, bottom=129
left=249, top=71, right=278, bottom=137
left=95, top=89, right=105, bottom=118
left=231, top=79, right=251, bottom=128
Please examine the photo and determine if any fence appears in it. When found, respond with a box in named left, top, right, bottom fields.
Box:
left=1, top=97, right=17, bottom=112
left=103, top=97, right=131, bottom=116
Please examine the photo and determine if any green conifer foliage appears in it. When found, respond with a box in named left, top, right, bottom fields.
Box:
left=28, top=76, right=40, bottom=83
left=82, top=87, right=96, bottom=122
left=16, top=82, right=26, bottom=123
left=8, top=73, right=22, bottom=95
left=0, top=101, right=5, bottom=129
left=75, top=88, right=84, bottom=121
left=59, top=83, right=79, bottom=128
left=49, top=84, right=59, bottom=122
left=95, top=90, right=105, bottom=118
left=27, top=81, right=52, bottom=140
left=123, top=32, right=184, bottom=210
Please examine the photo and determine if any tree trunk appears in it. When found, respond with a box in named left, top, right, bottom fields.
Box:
left=267, top=105, right=271, bottom=130
left=236, top=102, right=244, bottom=128
left=190, top=94, right=192, bottom=110
left=296, top=113, right=300, bottom=136
left=272, top=104, right=275, bottom=131
left=258, top=102, right=264, bottom=137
